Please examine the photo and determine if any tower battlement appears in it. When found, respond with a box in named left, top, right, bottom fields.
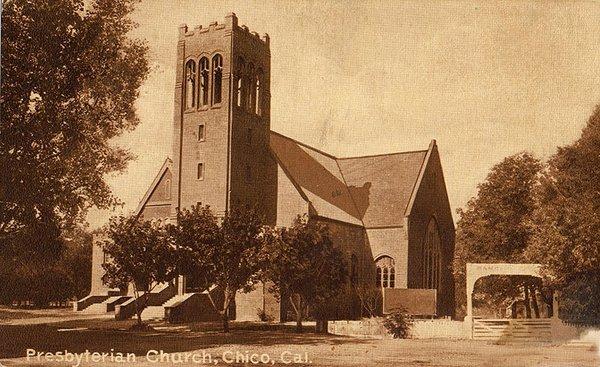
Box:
left=178, top=13, right=269, bottom=47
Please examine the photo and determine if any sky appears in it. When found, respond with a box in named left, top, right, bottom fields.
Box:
left=87, top=0, right=600, bottom=228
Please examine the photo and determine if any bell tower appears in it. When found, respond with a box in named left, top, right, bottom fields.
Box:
left=171, top=13, right=277, bottom=224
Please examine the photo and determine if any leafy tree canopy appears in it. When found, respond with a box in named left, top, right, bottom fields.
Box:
left=526, top=105, right=600, bottom=323
left=102, top=215, right=176, bottom=326
left=0, top=0, right=149, bottom=250
left=170, top=205, right=268, bottom=332
left=453, top=152, right=543, bottom=317
left=262, top=216, right=347, bottom=332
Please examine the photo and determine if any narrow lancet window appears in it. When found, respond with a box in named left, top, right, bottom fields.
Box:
left=212, top=54, right=223, bottom=105
left=185, top=60, right=196, bottom=109
left=199, top=57, right=209, bottom=106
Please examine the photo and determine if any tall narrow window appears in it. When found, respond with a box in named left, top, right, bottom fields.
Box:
left=185, top=60, right=196, bottom=109
left=199, top=57, right=209, bottom=106
left=245, top=63, right=254, bottom=111
left=197, top=163, right=204, bottom=180
left=165, top=179, right=171, bottom=199
left=382, top=268, right=389, bottom=288
left=375, top=255, right=395, bottom=289
left=255, top=69, right=263, bottom=115
left=236, top=57, right=245, bottom=107
left=212, top=54, right=223, bottom=105
left=422, top=219, right=442, bottom=290
left=198, top=124, right=205, bottom=141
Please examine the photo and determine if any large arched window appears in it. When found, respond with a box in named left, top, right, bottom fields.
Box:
left=423, top=219, right=442, bottom=289
left=211, top=54, right=223, bottom=105
left=235, top=57, right=245, bottom=107
left=199, top=57, right=209, bottom=107
left=375, top=255, right=395, bottom=288
left=254, top=68, right=263, bottom=115
left=185, top=60, right=196, bottom=109
left=245, top=63, right=254, bottom=111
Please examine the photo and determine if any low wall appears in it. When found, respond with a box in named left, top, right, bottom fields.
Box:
left=328, top=318, right=468, bottom=339
left=411, top=319, right=469, bottom=339
left=328, top=319, right=390, bottom=339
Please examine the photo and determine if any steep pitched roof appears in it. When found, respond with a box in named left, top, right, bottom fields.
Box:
left=337, top=150, right=428, bottom=227
left=270, top=132, right=362, bottom=225
left=269, top=131, right=431, bottom=228
left=134, top=157, right=173, bottom=217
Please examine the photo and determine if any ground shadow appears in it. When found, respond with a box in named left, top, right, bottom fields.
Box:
left=0, top=320, right=371, bottom=359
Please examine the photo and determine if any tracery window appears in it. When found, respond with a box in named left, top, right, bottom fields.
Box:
left=245, top=63, right=254, bottom=111
left=199, top=57, right=209, bottom=106
left=375, top=255, right=395, bottom=288
left=422, top=218, right=442, bottom=289
left=211, top=54, right=223, bottom=105
left=254, top=68, right=263, bottom=116
left=236, top=57, right=245, bottom=107
left=185, top=60, right=196, bottom=109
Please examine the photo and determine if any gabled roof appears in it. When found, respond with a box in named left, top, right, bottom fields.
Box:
left=269, top=131, right=433, bottom=228
left=337, top=149, right=428, bottom=227
left=134, top=157, right=173, bottom=217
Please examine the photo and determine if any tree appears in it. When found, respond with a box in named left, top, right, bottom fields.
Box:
left=170, top=205, right=268, bottom=333
left=262, top=216, right=348, bottom=332
left=102, top=215, right=176, bottom=327
left=526, top=105, right=600, bottom=323
left=0, top=223, right=92, bottom=307
left=453, top=152, right=544, bottom=318
left=0, top=0, right=149, bottom=252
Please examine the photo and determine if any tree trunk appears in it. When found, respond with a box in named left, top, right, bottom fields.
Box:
left=523, top=286, right=532, bottom=318
left=133, top=288, right=143, bottom=326
left=530, top=286, right=540, bottom=318
left=289, top=294, right=303, bottom=333
left=222, top=312, right=229, bottom=333
left=222, top=290, right=231, bottom=333
left=296, top=309, right=303, bottom=333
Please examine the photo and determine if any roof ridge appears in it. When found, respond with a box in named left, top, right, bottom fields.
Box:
left=337, top=149, right=429, bottom=160
left=270, top=130, right=430, bottom=161
left=269, top=130, right=338, bottom=159
left=335, top=158, right=366, bottom=226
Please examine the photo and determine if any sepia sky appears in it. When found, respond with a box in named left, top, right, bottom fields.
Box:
left=87, top=0, right=600, bottom=228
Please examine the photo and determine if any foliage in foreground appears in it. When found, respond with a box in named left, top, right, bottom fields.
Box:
left=1, top=0, right=149, bottom=253
left=383, top=309, right=413, bottom=339
left=262, top=216, right=348, bottom=332
left=170, top=205, right=268, bottom=332
left=102, top=215, right=177, bottom=326
left=455, top=104, right=600, bottom=323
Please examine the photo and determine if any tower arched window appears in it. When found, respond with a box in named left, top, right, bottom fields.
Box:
left=235, top=57, right=245, bottom=107
left=245, top=63, right=254, bottom=111
left=185, top=60, right=196, bottom=109
left=199, top=57, right=209, bottom=106
left=375, top=255, right=395, bottom=289
left=254, top=68, right=263, bottom=116
left=211, top=54, right=223, bottom=105
left=422, top=218, right=442, bottom=290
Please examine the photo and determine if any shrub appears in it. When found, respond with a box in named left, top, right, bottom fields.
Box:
left=257, top=308, right=274, bottom=322
left=383, top=309, right=413, bottom=338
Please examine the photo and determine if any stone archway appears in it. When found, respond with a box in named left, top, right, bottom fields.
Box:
left=464, top=263, right=560, bottom=340
left=466, top=263, right=543, bottom=318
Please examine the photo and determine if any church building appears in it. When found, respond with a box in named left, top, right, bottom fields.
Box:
left=77, top=13, right=455, bottom=321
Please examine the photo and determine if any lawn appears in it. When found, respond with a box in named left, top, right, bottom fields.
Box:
left=0, top=318, right=598, bottom=366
